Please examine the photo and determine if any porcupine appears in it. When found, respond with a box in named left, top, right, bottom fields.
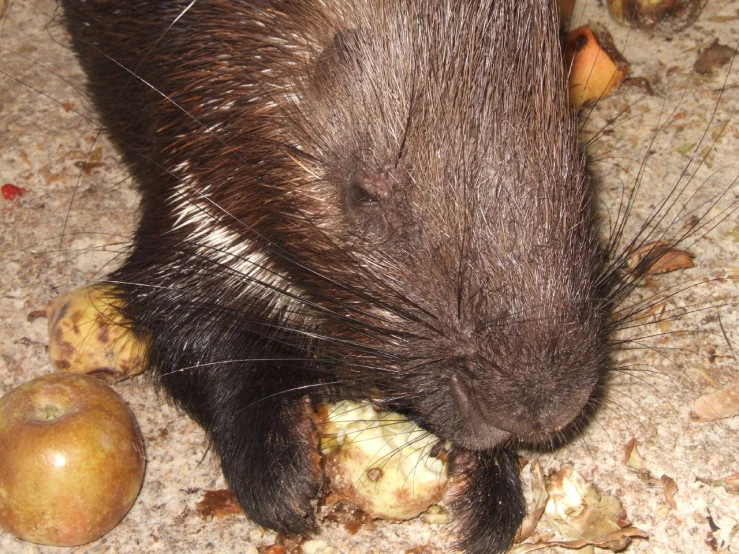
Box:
left=61, top=1, right=622, bottom=552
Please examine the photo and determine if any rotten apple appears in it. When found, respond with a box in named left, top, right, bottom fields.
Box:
left=0, top=372, right=145, bottom=546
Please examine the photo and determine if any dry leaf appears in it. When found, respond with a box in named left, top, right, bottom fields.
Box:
left=623, top=438, right=645, bottom=469
left=723, top=473, right=739, bottom=494
left=623, top=241, right=695, bottom=278
left=622, top=76, right=655, bottom=95
left=639, top=301, right=667, bottom=322
left=195, top=489, right=243, bottom=519
left=694, top=39, right=737, bottom=75
left=261, top=547, right=287, bottom=554
left=515, top=461, right=549, bottom=543
left=542, top=466, right=646, bottom=551
left=694, top=381, right=739, bottom=421
left=697, top=472, right=739, bottom=495
left=488, top=465, right=649, bottom=553
left=73, top=160, right=106, bottom=174
left=661, top=475, right=678, bottom=509
left=511, top=527, right=649, bottom=553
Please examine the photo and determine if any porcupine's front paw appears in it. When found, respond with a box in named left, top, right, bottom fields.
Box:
left=450, top=448, right=526, bottom=554
left=211, top=395, right=322, bottom=536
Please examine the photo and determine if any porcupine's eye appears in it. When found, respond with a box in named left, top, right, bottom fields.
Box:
left=343, top=170, right=404, bottom=240
left=348, top=173, right=387, bottom=206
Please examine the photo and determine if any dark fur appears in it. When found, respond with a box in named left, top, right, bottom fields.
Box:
left=61, top=1, right=613, bottom=552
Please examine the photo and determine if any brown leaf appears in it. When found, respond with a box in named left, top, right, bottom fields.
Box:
left=696, top=472, right=739, bottom=495
left=661, top=475, right=678, bottom=509
left=694, top=39, right=737, bottom=75
left=73, top=160, right=106, bottom=175
left=694, top=381, right=739, bottom=421
left=260, top=547, right=288, bottom=554
left=511, top=527, right=649, bottom=553
left=515, top=461, right=549, bottom=543
left=322, top=499, right=371, bottom=535
left=195, top=489, right=243, bottom=519
left=544, top=466, right=645, bottom=551
left=623, top=438, right=645, bottom=469
left=723, top=473, right=739, bottom=494
left=625, top=241, right=695, bottom=276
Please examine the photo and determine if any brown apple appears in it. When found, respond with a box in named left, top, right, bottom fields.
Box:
left=0, top=372, right=146, bottom=546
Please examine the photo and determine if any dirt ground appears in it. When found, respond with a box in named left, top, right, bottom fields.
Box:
left=1, top=0, right=737, bottom=553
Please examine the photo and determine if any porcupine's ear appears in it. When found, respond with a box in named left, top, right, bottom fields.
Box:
left=450, top=449, right=526, bottom=554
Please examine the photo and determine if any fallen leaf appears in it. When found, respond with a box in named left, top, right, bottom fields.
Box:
left=515, top=461, right=549, bottom=543
left=694, top=39, right=737, bottom=75
left=260, top=547, right=287, bottom=554
left=73, top=160, right=106, bottom=175
left=723, top=473, right=739, bottom=494
left=625, top=241, right=695, bottom=276
left=195, top=489, right=243, bottom=519
left=696, top=472, right=739, bottom=495
left=510, top=527, right=649, bottom=553
left=623, top=438, right=645, bottom=469
left=542, top=466, right=646, bottom=551
left=661, top=475, right=678, bottom=509
left=694, top=381, right=739, bottom=421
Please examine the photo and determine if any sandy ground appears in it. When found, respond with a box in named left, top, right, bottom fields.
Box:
left=1, top=0, right=737, bottom=553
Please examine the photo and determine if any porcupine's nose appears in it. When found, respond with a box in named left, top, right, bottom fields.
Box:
left=449, top=356, right=594, bottom=450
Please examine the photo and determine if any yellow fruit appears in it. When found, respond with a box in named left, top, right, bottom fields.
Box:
left=47, top=285, right=148, bottom=379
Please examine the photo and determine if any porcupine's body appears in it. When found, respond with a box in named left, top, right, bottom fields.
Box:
left=62, top=1, right=611, bottom=551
